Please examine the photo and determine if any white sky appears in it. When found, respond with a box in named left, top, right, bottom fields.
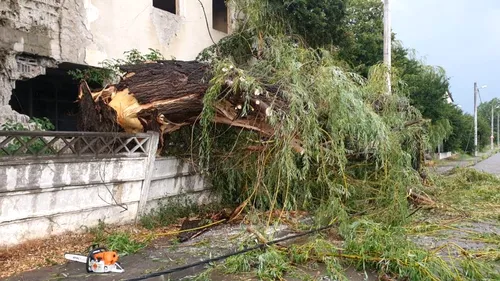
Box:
left=392, top=0, right=500, bottom=113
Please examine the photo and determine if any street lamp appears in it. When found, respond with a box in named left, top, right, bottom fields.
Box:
left=474, top=83, right=487, bottom=156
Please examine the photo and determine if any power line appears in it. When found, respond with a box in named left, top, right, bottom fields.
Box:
left=124, top=224, right=335, bottom=281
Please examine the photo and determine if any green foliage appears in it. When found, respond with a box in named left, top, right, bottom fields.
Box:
left=477, top=116, right=491, bottom=151
left=88, top=219, right=107, bottom=245
left=224, top=248, right=292, bottom=280
left=430, top=168, right=500, bottom=218
left=68, top=48, right=165, bottom=87
left=105, top=233, right=145, bottom=256
left=404, top=65, right=450, bottom=120
left=343, top=221, right=500, bottom=280
left=31, top=117, right=55, bottom=131
left=88, top=220, right=144, bottom=256
left=139, top=197, right=223, bottom=229
left=477, top=98, right=500, bottom=150
left=199, top=36, right=421, bottom=225
left=441, top=106, right=473, bottom=152
left=140, top=198, right=199, bottom=229
left=0, top=120, right=25, bottom=131
left=199, top=0, right=475, bottom=158
left=338, top=0, right=384, bottom=76
left=256, top=248, right=291, bottom=280
left=197, top=30, right=254, bottom=65
left=393, top=53, right=482, bottom=153
left=116, top=48, right=165, bottom=64
left=187, top=2, right=467, bottom=231
left=67, top=67, right=114, bottom=88
left=224, top=250, right=258, bottom=273
left=427, top=118, right=452, bottom=150
left=0, top=117, right=56, bottom=156
left=276, top=0, right=346, bottom=48
left=192, top=266, right=214, bottom=281
left=477, top=97, right=500, bottom=125
left=212, top=217, right=499, bottom=280
left=0, top=117, right=54, bottom=131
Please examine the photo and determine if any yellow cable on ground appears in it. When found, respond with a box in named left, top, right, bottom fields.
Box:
left=145, top=219, right=228, bottom=239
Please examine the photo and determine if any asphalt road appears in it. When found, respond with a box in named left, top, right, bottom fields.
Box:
left=473, top=153, right=500, bottom=175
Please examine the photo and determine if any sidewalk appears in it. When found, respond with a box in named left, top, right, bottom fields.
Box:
left=431, top=150, right=498, bottom=174
left=472, top=152, right=500, bottom=175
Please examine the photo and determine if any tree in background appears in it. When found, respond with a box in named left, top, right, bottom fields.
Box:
left=275, top=0, right=347, bottom=48
left=477, top=98, right=500, bottom=149
left=339, top=0, right=384, bottom=77
left=206, top=0, right=485, bottom=155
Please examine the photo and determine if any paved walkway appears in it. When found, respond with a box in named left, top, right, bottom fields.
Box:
left=412, top=152, right=500, bottom=271
left=473, top=152, right=500, bottom=175
left=432, top=150, right=497, bottom=174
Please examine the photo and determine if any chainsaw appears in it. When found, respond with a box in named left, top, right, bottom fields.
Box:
left=65, top=245, right=124, bottom=273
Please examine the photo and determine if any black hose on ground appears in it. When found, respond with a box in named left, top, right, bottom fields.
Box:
left=124, top=224, right=335, bottom=281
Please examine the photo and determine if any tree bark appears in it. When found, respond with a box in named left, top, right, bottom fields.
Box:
left=77, top=60, right=301, bottom=153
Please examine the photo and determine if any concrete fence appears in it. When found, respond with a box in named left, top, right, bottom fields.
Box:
left=437, top=152, right=453, bottom=160
left=0, top=131, right=211, bottom=246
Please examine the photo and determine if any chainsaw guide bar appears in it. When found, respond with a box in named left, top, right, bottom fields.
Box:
left=65, top=245, right=124, bottom=273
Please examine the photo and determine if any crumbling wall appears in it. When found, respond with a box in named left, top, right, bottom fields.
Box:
left=0, top=0, right=91, bottom=124
left=0, top=0, right=233, bottom=126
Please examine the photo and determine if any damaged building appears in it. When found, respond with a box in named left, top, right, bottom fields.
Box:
left=0, top=0, right=232, bottom=130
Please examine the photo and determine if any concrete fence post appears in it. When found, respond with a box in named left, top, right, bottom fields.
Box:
left=136, top=131, right=159, bottom=222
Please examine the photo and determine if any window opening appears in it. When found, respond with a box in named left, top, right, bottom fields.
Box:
left=153, top=0, right=177, bottom=14
left=10, top=64, right=83, bottom=131
left=212, top=0, right=228, bottom=33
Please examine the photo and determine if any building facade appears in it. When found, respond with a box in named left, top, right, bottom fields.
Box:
left=0, top=0, right=232, bottom=129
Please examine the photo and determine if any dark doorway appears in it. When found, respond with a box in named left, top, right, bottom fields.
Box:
left=212, top=0, right=228, bottom=33
left=9, top=63, right=82, bottom=131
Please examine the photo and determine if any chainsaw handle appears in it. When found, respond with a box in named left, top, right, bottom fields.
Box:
left=86, top=246, right=108, bottom=273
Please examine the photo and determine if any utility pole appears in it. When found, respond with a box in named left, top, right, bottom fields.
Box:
left=474, top=82, right=478, bottom=156
left=383, top=0, right=391, bottom=94
left=497, top=111, right=499, bottom=147
left=492, top=104, right=495, bottom=150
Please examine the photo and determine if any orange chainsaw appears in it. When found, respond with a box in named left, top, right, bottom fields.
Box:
left=65, top=245, right=124, bottom=273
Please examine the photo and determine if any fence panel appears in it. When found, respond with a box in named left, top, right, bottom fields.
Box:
left=0, top=131, right=154, bottom=160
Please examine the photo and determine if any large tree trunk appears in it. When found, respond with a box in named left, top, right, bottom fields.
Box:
left=77, top=60, right=302, bottom=153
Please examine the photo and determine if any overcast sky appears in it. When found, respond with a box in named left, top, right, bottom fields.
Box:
left=392, top=0, right=500, bottom=114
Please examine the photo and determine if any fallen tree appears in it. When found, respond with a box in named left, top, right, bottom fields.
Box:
left=77, top=60, right=302, bottom=153
left=71, top=0, right=500, bottom=279
left=74, top=0, right=432, bottom=229
left=76, top=48, right=433, bottom=225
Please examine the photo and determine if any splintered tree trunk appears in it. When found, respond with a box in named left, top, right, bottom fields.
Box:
left=77, top=60, right=301, bottom=153
left=78, top=61, right=211, bottom=134
left=117, top=61, right=210, bottom=125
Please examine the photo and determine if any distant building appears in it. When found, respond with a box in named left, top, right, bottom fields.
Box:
left=0, top=0, right=232, bottom=130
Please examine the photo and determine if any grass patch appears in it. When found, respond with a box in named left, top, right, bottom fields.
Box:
left=139, top=197, right=229, bottom=229
left=424, top=168, right=500, bottom=220
left=196, top=221, right=499, bottom=281
left=106, top=233, right=146, bottom=255
left=87, top=220, right=146, bottom=256
left=190, top=168, right=500, bottom=281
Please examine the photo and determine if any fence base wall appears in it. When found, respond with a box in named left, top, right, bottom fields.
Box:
left=0, top=131, right=211, bottom=246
